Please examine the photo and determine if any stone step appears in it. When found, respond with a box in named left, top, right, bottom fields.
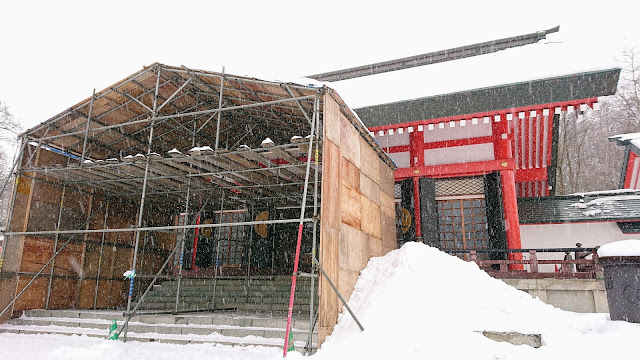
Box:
left=141, top=295, right=315, bottom=304
left=8, top=317, right=316, bottom=342
left=155, top=284, right=315, bottom=292
left=21, top=309, right=312, bottom=330
left=0, top=324, right=315, bottom=348
left=165, top=276, right=318, bottom=287
left=0, top=309, right=317, bottom=349
left=135, top=301, right=315, bottom=314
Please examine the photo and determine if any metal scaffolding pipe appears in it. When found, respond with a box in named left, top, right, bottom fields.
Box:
left=307, top=96, right=321, bottom=353
left=246, top=203, right=254, bottom=302
left=93, top=200, right=110, bottom=309
left=283, top=94, right=318, bottom=357
left=27, top=94, right=317, bottom=143
left=174, top=127, right=195, bottom=314
left=156, top=78, right=192, bottom=113
left=79, top=89, right=96, bottom=165
left=124, top=67, right=161, bottom=342
left=214, top=66, right=225, bottom=150
left=211, top=189, right=225, bottom=309
left=2, top=218, right=313, bottom=237
left=45, top=184, right=66, bottom=309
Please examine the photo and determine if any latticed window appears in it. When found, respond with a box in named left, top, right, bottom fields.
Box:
left=215, top=211, right=248, bottom=266
left=437, top=197, right=488, bottom=252
left=435, top=177, right=489, bottom=258
left=435, top=177, right=485, bottom=197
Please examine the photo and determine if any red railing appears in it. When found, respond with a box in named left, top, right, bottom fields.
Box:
left=448, top=248, right=603, bottom=279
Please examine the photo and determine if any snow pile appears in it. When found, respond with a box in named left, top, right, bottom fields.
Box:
left=598, top=239, right=640, bottom=257
left=3, top=242, right=640, bottom=359
left=299, top=242, right=640, bottom=359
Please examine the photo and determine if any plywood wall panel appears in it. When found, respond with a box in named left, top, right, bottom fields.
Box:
left=340, top=157, right=360, bottom=190
left=322, top=140, right=341, bottom=227
left=0, top=278, right=18, bottom=322
left=379, top=161, right=396, bottom=197
left=19, top=237, right=54, bottom=273
left=360, top=196, right=382, bottom=238
left=318, top=226, right=339, bottom=342
left=14, top=276, right=47, bottom=312
left=113, top=248, right=133, bottom=278
left=53, top=242, right=84, bottom=277
left=340, top=182, right=361, bottom=229
left=31, top=181, right=63, bottom=205
left=339, top=114, right=361, bottom=168
left=25, top=201, right=59, bottom=232
left=82, top=244, right=101, bottom=278
left=318, top=93, right=396, bottom=347
left=48, top=278, right=78, bottom=309
left=360, top=136, right=380, bottom=184
left=77, top=280, right=97, bottom=309
left=323, top=92, right=341, bottom=145
left=359, top=174, right=380, bottom=207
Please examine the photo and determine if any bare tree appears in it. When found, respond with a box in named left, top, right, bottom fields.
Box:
left=612, top=47, right=640, bottom=133
left=555, top=47, right=640, bottom=194
left=0, top=101, right=22, bottom=225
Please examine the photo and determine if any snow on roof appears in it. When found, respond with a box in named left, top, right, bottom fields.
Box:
left=568, top=188, right=640, bottom=197
left=598, top=239, right=640, bottom=257
left=609, top=133, right=640, bottom=155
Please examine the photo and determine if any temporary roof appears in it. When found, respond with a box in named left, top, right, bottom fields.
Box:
left=20, top=63, right=393, bottom=209
left=23, top=63, right=322, bottom=160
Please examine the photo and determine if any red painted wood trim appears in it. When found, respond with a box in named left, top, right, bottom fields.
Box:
left=386, top=136, right=494, bottom=155
left=409, top=129, right=423, bottom=167
left=624, top=151, right=638, bottom=189
left=368, top=98, right=598, bottom=132
left=515, top=168, right=548, bottom=182
left=394, top=159, right=515, bottom=181
left=522, top=219, right=640, bottom=226
left=386, top=145, right=410, bottom=154
left=492, top=114, right=510, bottom=159
left=191, top=213, right=201, bottom=270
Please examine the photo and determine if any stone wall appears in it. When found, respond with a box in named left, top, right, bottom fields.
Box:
left=502, top=278, right=609, bottom=313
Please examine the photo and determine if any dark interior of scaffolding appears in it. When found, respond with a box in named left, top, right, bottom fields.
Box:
left=21, top=64, right=323, bottom=309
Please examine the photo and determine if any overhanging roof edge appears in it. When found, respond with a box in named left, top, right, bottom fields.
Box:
left=355, top=68, right=622, bottom=128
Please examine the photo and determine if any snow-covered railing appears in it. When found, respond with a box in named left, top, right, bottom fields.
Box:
left=446, top=248, right=603, bottom=279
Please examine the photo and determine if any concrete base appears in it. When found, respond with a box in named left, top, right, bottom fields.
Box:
left=501, top=278, right=609, bottom=313
left=482, top=331, right=542, bottom=348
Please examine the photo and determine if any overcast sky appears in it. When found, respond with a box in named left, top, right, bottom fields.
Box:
left=1, top=0, right=639, bottom=133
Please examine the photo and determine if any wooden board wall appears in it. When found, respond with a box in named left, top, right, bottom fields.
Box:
left=2, top=145, right=180, bottom=317
left=318, top=93, right=396, bottom=346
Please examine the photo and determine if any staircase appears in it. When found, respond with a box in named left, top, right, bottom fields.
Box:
left=0, top=276, right=318, bottom=350
left=137, top=275, right=318, bottom=315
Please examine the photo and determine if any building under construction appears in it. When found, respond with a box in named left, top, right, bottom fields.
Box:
left=0, top=63, right=397, bottom=347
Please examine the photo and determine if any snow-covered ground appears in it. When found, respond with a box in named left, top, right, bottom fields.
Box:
left=3, top=242, right=640, bottom=359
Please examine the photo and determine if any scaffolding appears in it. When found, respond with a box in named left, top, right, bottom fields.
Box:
left=0, top=63, right=394, bottom=350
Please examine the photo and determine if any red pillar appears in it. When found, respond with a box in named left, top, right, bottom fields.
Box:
left=409, top=128, right=424, bottom=242
left=493, top=114, right=522, bottom=269
left=500, top=169, right=523, bottom=269
left=413, top=177, right=422, bottom=241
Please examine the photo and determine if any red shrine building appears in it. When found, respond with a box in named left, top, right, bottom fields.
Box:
left=354, top=68, right=621, bottom=261
left=611, top=132, right=640, bottom=190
